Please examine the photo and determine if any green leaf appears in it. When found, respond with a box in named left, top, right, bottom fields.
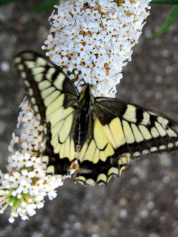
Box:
left=152, top=6, right=178, bottom=37
left=0, top=0, right=13, bottom=6
left=151, top=0, right=178, bottom=4
left=31, top=0, right=59, bottom=12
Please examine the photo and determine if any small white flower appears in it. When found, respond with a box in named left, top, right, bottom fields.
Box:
left=17, top=180, right=31, bottom=194
left=29, top=157, right=42, bottom=168
left=20, top=170, right=32, bottom=184
left=9, top=172, right=21, bottom=188
left=33, top=168, right=45, bottom=179
left=26, top=204, right=36, bottom=216
left=29, top=186, right=39, bottom=196
left=36, top=201, right=44, bottom=209
left=9, top=217, right=15, bottom=223
left=8, top=133, right=20, bottom=152
left=21, top=142, right=33, bottom=153
left=48, top=190, right=57, bottom=200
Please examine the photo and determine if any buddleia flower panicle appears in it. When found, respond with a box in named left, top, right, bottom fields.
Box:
left=1, top=0, right=152, bottom=223
left=42, top=0, right=151, bottom=97
left=0, top=99, right=63, bottom=223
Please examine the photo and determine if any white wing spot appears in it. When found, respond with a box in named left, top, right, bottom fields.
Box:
left=123, top=105, right=137, bottom=123
left=34, top=73, right=43, bottom=82
left=32, top=67, right=46, bottom=75
left=33, top=105, right=39, bottom=113
left=131, top=124, right=143, bottom=142
left=150, top=147, right=158, bottom=152
left=139, top=125, right=152, bottom=140
left=20, top=71, right=26, bottom=79
left=155, top=122, right=167, bottom=137
left=46, top=68, right=56, bottom=81
left=24, top=80, right=30, bottom=87
left=159, top=145, right=166, bottom=150
left=31, top=97, right=36, bottom=105
left=142, top=149, right=149, bottom=155
left=47, top=165, right=55, bottom=175
left=166, top=128, right=177, bottom=137
left=28, top=88, right=33, bottom=96
left=133, top=152, right=140, bottom=157
left=53, top=73, right=65, bottom=90
left=122, top=120, right=135, bottom=144
left=151, top=127, right=159, bottom=138
left=25, top=61, right=35, bottom=69
left=157, top=116, right=169, bottom=127
left=17, top=64, right=24, bottom=70
left=38, top=80, right=51, bottom=90
left=141, top=112, right=150, bottom=125
left=36, top=57, right=48, bottom=66
left=168, top=143, right=174, bottom=148
left=41, top=87, right=55, bottom=99
left=14, top=57, right=21, bottom=63
left=42, top=156, right=49, bottom=164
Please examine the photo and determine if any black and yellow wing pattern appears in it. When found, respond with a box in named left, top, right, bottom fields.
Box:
left=14, top=51, right=178, bottom=185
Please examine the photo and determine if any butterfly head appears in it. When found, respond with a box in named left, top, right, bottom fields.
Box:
left=78, top=84, right=94, bottom=110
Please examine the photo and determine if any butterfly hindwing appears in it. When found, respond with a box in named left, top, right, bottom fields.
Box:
left=74, top=116, right=125, bottom=185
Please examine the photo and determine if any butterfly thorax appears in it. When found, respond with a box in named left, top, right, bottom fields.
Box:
left=73, top=84, right=94, bottom=150
left=78, top=84, right=94, bottom=107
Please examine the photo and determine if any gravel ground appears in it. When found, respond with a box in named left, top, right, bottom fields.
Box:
left=0, top=1, right=178, bottom=237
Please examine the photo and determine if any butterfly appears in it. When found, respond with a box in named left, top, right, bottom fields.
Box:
left=14, top=51, right=178, bottom=186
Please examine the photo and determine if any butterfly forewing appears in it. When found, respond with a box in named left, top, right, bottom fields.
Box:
left=14, top=51, right=79, bottom=176
left=74, top=97, right=178, bottom=186
left=14, top=51, right=78, bottom=120
left=95, top=97, right=178, bottom=159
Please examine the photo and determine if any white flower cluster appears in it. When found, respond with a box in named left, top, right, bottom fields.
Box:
left=0, top=99, right=63, bottom=223
left=42, top=0, right=151, bottom=97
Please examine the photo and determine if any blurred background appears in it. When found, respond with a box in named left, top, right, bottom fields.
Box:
left=0, top=1, right=178, bottom=237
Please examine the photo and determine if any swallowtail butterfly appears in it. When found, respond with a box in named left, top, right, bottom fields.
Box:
left=14, top=51, right=178, bottom=185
